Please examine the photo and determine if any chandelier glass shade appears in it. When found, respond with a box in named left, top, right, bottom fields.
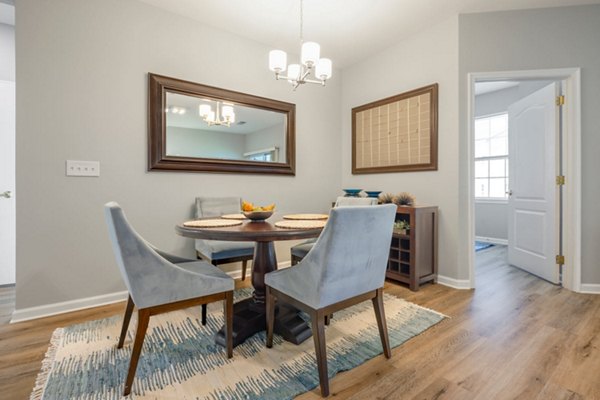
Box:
left=198, top=101, right=235, bottom=127
left=268, top=0, right=332, bottom=90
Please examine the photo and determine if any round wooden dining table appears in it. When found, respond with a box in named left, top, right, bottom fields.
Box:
left=175, top=214, right=324, bottom=348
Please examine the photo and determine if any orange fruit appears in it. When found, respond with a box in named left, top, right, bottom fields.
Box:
left=242, top=201, right=254, bottom=212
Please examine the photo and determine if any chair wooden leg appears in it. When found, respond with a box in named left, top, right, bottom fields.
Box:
left=123, top=309, right=150, bottom=396
left=324, top=313, right=333, bottom=326
left=225, top=291, right=233, bottom=358
left=118, top=295, right=135, bottom=349
left=265, top=286, right=275, bottom=348
left=241, top=260, right=248, bottom=281
left=201, top=304, right=207, bottom=326
left=311, top=310, right=329, bottom=397
left=372, top=288, right=391, bottom=358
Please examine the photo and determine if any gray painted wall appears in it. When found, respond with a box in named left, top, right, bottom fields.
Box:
left=15, top=0, right=341, bottom=310
left=0, top=23, right=14, bottom=81
left=459, top=4, right=600, bottom=283
left=475, top=202, right=508, bottom=241
left=341, top=17, right=460, bottom=280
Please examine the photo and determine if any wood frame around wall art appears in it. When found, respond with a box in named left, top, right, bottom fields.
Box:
left=148, top=73, right=296, bottom=175
left=352, top=83, right=438, bottom=174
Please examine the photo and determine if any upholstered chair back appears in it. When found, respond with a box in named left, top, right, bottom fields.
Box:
left=104, top=202, right=230, bottom=309
left=278, top=204, right=397, bottom=309
left=334, top=196, right=379, bottom=207
left=196, top=197, right=242, bottom=218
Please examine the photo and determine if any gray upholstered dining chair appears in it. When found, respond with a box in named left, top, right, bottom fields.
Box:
left=104, top=202, right=234, bottom=396
left=265, top=204, right=397, bottom=397
left=290, top=196, right=379, bottom=265
left=195, top=197, right=255, bottom=280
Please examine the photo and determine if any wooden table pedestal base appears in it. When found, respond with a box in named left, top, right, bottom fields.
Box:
left=214, top=299, right=312, bottom=347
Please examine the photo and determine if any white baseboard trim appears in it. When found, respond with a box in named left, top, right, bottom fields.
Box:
left=11, top=261, right=295, bottom=323
left=11, top=290, right=129, bottom=324
left=436, top=275, right=472, bottom=290
left=475, top=236, right=508, bottom=246
left=579, top=284, right=600, bottom=294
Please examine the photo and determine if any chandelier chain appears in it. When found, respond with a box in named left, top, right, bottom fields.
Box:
left=300, top=0, right=303, bottom=43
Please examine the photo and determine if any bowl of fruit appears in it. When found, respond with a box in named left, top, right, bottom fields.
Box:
left=242, top=200, right=275, bottom=222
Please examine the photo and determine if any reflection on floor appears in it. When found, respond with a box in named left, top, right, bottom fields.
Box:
left=475, top=241, right=495, bottom=252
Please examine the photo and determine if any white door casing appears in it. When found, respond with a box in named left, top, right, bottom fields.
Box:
left=0, top=80, right=16, bottom=285
left=507, top=82, right=559, bottom=284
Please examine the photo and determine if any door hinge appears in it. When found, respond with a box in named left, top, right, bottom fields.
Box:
left=556, top=95, right=565, bottom=106
left=556, top=175, right=565, bottom=185
left=556, top=255, right=565, bottom=265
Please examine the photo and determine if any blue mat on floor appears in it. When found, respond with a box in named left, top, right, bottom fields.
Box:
left=475, top=241, right=495, bottom=252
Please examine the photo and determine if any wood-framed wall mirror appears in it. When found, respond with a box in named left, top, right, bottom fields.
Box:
left=148, top=73, right=296, bottom=175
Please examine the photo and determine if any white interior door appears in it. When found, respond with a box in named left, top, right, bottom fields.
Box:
left=0, top=80, right=15, bottom=285
left=507, top=82, right=559, bottom=284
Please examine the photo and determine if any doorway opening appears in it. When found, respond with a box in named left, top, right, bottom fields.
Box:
left=467, top=69, right=581, bottom=291
left=0, top=2, right=16, bottom=324
left=0, top=78, right=15, bottom=325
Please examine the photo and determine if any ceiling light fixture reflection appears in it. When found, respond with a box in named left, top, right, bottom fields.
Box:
left=199, top=101, right=235, bottom=127
left=166, top=106, right=186, bottom=114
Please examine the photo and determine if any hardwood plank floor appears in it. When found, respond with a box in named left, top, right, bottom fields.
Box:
left=1, top=246, right=599, bottom=399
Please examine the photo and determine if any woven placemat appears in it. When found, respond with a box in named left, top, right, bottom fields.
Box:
left=275, top=219, right=327, bottom=229
left=283, top=213, right=329, bottom=220
left=221, top=214, right=247, bottom=220
left=183, top=219, right=243, bottom=228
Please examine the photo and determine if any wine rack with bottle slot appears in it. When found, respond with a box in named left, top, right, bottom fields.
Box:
left=386, top=205, right=438, bottom=291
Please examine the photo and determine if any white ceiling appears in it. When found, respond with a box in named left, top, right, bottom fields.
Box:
left=138, top=0, right=600, bottom=68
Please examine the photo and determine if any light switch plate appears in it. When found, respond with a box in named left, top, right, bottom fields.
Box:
left=66, top=160, right=100, bottom=177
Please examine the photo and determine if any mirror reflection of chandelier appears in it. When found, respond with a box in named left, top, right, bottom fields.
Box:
left=199, top=101, right=235, bottom=127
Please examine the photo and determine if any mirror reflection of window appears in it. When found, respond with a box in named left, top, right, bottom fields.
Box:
left=244, top=147, right=279, bottom=162
left=164, top=92, right=287, bottom=163
left=250, top=154, right=272, bottom=162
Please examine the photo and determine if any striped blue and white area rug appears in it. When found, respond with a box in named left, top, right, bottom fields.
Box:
left=31, top=289, right=445, bottom=400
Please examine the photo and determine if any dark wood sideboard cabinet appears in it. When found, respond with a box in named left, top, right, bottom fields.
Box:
left=387, top=205, right=438, bottom=291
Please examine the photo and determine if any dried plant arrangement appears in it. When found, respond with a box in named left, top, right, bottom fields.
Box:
left=394, top=192, right=416, bottom=206
left=378, top=192, right=395, bottom=204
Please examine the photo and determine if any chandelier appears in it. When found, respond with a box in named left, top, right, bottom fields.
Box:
left=198, top=101, right=235, bottom=127
left=268, top=0, right=332, bottom=90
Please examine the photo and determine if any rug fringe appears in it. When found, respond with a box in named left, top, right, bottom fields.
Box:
left=409, top=301, right=450, bottom=319
left=29, top=327, right=64, bottom=400
left=385, top=293, right=450, bottom=319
